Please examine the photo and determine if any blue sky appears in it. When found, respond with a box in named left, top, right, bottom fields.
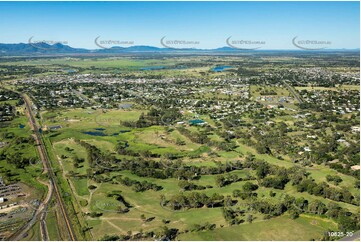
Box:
left=0, top=1, right=359, bottom=49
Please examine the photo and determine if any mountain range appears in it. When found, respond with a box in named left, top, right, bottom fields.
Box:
left=0, top=42, right=359, bottom=56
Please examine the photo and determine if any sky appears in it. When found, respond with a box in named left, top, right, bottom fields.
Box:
left=0, top=1, right=359, bottom=50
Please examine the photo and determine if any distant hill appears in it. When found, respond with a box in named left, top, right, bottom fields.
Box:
left=0, top=43, right=89, bottom=54
left=0, top=42, right=359, bottom=56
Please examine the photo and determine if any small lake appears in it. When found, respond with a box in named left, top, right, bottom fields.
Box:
left=19, top=124, right=25, bottom=129
left=83, top=129, right=131, bottom=136
left=83, top=131, right=107, bottom=136
left=65, top=69, right=76, bottom=73
left=140, top=66, right=165, bottom=71
left=212, top=66, right=233, bottom=72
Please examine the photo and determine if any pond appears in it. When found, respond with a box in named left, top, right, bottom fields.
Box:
left=212, top=66, right=233, bottom=72
left=83, top=129, right=131, bottom=136
left=140, top=66, right=165, bottom=71
left=83, top=131, right=107, bottom=136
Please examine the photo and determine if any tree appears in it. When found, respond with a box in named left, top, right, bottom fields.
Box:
left=233, top=189, right=241, bottom=198
left=247, top=214, right=253, bottom=223
left=215, top=175, right=225, bottom=187
left=256, top=162, right=269, bottom=179
left=155, top=226, right=178, bottom=240
left=338, top=212, right=359, bottom=232
left=243, top=182, right=258, bottom=192
left=290, top=209, right=300, bottom=219
left=308, top=200, right=327, bottom=215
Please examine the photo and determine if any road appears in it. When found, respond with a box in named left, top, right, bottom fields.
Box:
left=40, top=210, right=49, bottom=241
left=283, top=79, right=303, bottom=104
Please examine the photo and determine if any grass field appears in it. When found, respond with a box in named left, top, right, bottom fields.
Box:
left=178, top=214, right=337, bottom=241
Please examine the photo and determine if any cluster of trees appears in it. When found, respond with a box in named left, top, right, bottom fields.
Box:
left=72, top=156, right=85, bottom=169
left=177, top=127, right=210, bottom=144
left=115, top=176, right=163, bottom=192
left=286, top=195, right=359, bottom=232
left=207, top=140, right=238, bottom=152
left=189, top=222, right=216, bottom=232
left=249, top=199, right=287, bottom=217
left=0, top=135, right=37, bottom=169
left=295, top=178, right=356, bottom=205
left=261, top=176, right=289, bottom=189
left=230, top=191, right=358, bottom=232
left=100, top=226, right=179, bottom=241
left=1, top=153, right=37, bottom=169
left=76, top=140, right=111, bottom=169
left=215, top=173, right=240, bottom=187
left=243, top=157, right=358, bottom=208
left=222, top=207, right=245, bottom=225
left=123, top=108, right=182, bottom=128
left=154, top=226, right=179, bottom=241
left=242, top=158, right=290, bottom=190
left=162, top=192, right=226, bottom=210
left=87, top=212, right=102, bottom=218
left=78, top=139, right=248, bottom=182
left=101, top=231, right=154, bottom=241
left=232, top=189, right=257, bottom=200
left=178, top=180, right=206, bottom=191
left=81, top=141, right=251, bottom=183
left=326, top=175, right=343, bottom=185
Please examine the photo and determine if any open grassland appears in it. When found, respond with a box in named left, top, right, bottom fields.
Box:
left=178, top=214, right=337, bottom=241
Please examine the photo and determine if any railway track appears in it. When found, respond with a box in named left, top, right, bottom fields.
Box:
left=283, top=79, right=303, bottom=104
left=22, top=94, right=77, bottom=241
